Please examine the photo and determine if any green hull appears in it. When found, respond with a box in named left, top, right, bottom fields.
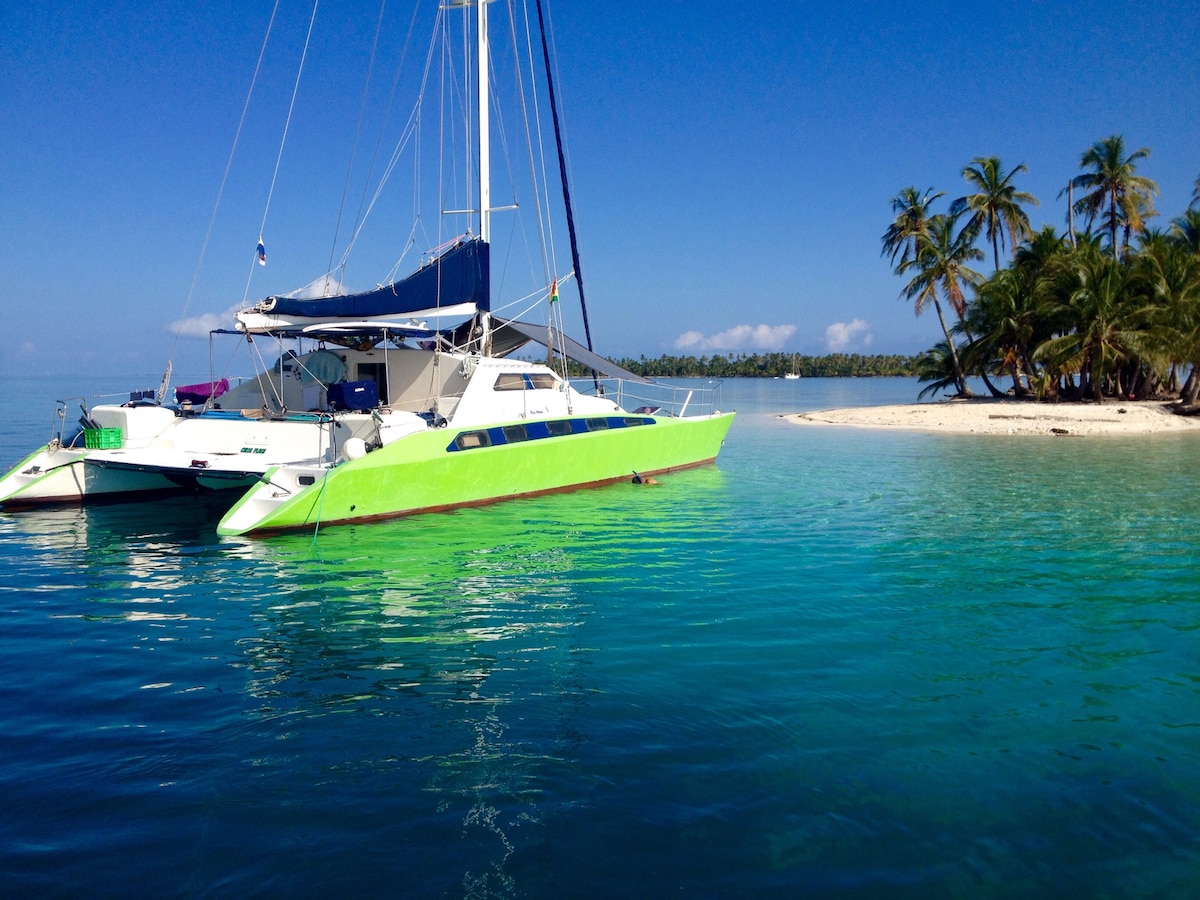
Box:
left=218, top=412, right=734, bottom=535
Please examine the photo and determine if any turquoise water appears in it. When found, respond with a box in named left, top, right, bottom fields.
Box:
left=1, top=376, right=1198, bottom=896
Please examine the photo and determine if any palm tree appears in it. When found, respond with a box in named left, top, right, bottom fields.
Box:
left=881, top=186, right=945, bottom=269
left=913, top=341, right=961, bottom=399
left=1069, top=135, right=1159, bottom=259
left=899, top=212, right=984, bottom=395
left=1033, top=245, right=1150, bottom=400
left=1135, top=229, right=1200, bottom=400
left=1192, top=174, right=1200, bottom=210
left=951, top=156, right=1039, bottom=270
left=965, top=267, right=1041, bottom=395
left=1171, top=208, right=1200, bottom=255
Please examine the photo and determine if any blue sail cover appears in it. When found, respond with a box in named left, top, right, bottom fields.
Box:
left=263, top=239, right=489, bottom=318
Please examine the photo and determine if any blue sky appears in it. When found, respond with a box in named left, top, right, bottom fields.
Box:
left=3, top=1, right=1198, bottom=377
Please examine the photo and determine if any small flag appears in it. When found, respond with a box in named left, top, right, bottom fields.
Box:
left=549, top=278, right=558, bottom=304
left=256, top=239, right=267, bottom=266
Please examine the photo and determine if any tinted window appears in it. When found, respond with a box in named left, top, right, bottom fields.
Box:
left=493, top=373, right=527, bottom=391
left=502, top=425, right=529, bottom=443
left=455, top=431, right=492, bottom=450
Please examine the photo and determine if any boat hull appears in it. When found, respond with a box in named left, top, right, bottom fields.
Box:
left=0, top=446, right=188, bottom=508
left=217, top=411, right=735, bottom=535
left=0, top=405, right=404, bottom=509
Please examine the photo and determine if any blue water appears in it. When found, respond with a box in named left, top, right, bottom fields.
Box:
left=2, top=376, right=1198, bottom=897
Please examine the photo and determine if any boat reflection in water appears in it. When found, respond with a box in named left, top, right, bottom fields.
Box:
left=0, top=464, right=729, bottom=894
left=226, top=466, right=728, bottom=894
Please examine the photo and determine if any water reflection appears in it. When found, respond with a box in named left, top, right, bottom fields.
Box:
left=1, top=465, right=733, bottom=894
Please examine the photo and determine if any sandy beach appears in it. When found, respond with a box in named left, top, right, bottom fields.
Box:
left=785, top=399, right=1200, bottom=436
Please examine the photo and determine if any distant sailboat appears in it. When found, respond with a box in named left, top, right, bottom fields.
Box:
left=784, top=354, right=801, bottom=379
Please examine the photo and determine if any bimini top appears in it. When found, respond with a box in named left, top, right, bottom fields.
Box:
left=236, top=239, right=489, bottom=337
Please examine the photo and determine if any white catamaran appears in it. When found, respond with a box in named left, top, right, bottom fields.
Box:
left=0, top=0, right=734, bottom=535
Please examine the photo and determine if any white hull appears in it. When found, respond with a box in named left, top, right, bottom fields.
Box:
left=0, top=347, right=655, bottom=511
left=0, top=383, right=426, bottom=508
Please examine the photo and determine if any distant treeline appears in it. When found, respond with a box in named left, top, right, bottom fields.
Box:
left=577, top=353, right=920, bottom=379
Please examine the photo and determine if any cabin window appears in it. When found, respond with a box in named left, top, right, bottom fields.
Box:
left=546, top=420, right=573, bottom=436
left=586, top=418, right=610, bottom=431
left=454, top=431, right=492, bottom=450
left=502, top=425, right=530, bottom=443
left=493, top=372, right=558, bottom=391
left=493, top=373, right=527, bottom=391
left=623, top=418, right=645, bottom=427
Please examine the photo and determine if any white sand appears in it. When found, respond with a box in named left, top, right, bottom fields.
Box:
left=785, top=399, right=1200, bottom=436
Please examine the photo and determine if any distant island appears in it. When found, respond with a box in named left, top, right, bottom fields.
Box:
left=555, top=353, right=919, bottom=379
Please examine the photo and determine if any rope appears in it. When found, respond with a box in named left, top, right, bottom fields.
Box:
left=242, top=0, right=322, bottom=307
left=311, top=466, right=332, bottom=545
left=513, top=0, right=555, bottom=283
left=323, top=0, right=389, bottom=294
left=157, top=0, right=282, bottom=402
left=340, top=1, right=426, bottom=288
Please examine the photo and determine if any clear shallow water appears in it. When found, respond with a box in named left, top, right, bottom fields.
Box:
left=1, top=376, right=1198, bottom=897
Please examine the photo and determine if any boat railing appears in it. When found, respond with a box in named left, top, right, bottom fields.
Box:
left=574, top=378, right=724, bottom=418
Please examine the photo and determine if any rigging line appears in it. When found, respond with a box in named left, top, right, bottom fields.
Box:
left=246, top=336, right=286, bottom=412
left=311, top=466, right=332, bottom=545
left=491, top=206, right=521, bottom=310
left=242, top=0, right=323, bottom=307
left=324, top=0, right=389, bottom=295
left=338, top=102, right=423, bottom=272
left=342, top=0, right=424, bottom=281
left=534, top=0, right=594, bottom=358
left=514, top=1, right=554, bottom=291
left=436, top=11, right=449, bottom=249
left=485, top=18, right=517, bottom=218
left=160, top=0, right=282, bottom=395
left=459, top=3, right=473, bottom=238
left=205, top=329, right=254, bottom=412
left=439, top=8, right=464, bottom=248
left=437, top=11, right=468, bottom=248
left=340, top=7, right=440, bottom=278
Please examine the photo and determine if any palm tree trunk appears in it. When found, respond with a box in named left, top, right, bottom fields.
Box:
left=978, top=369, right=1003, bottom=397
left=933, top=299, right=971, bottom=396
left=1182, top=365, right=1200, bottom=406
left=1067, top=182, right=1077, bottom=248
left=1019, top=347, right=1036, bottom=393
left=1110, top=187, right=1120, bottom=258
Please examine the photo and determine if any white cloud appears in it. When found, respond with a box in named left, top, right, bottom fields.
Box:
left=673, top=323, right=797, bottom=353
left=288, top=274, right=347, bottom=299
left=823, top=319, right=872, bottom=352
left=163, top=276, right=349, bottom=339
left=166, top=304, right=242, bottom=339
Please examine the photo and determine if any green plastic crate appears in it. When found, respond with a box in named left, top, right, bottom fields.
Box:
left=83, top=427, right=122, bottom=449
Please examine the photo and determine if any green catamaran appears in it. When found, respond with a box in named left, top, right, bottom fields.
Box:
left=0, top=0, right=734, bottom=534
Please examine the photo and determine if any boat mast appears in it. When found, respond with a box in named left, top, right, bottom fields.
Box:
left=467, top=0, right=492, bottom=353
left=476, top=0, right=490, bottom=244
